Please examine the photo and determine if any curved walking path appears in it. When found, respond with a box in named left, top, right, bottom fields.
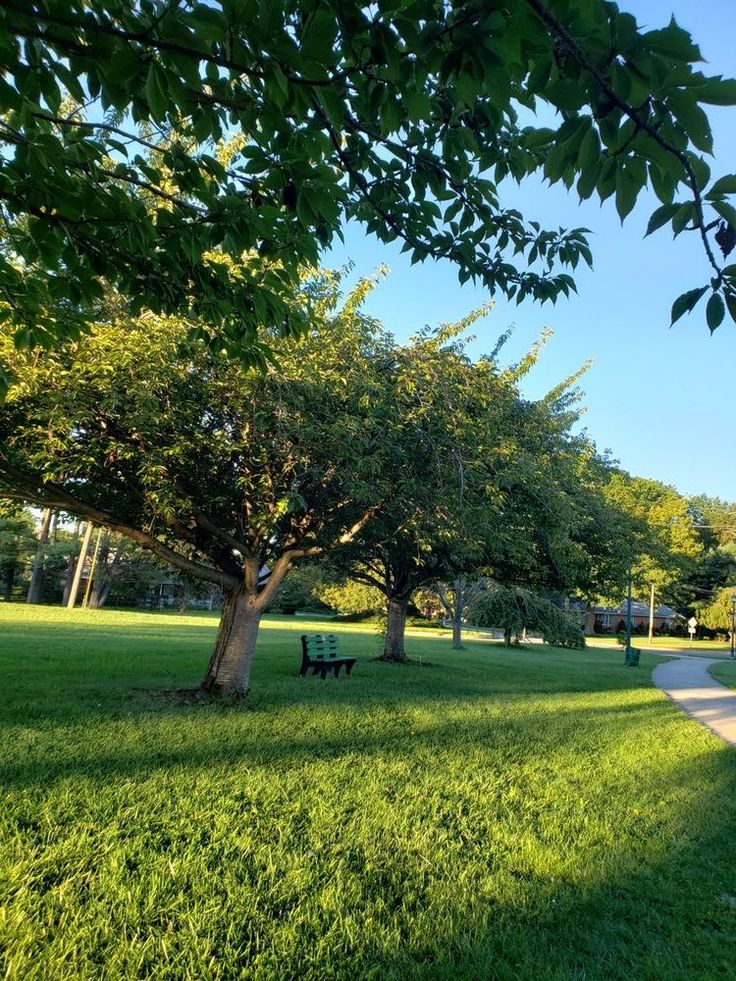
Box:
left=653, top=655, right=736, bottom=746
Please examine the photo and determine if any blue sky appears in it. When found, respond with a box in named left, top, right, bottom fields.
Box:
left=327, top=0, right=736, bottom=502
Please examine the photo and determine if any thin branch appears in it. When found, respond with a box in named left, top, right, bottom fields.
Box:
left=1, top=3, right=347, bottom=88
left=193, top=509, right=249, bottom=556
left=524, top=0, right=722, bottom=280
left=30, top=111, right=162, bottom=154
left=0, top=458, right=240, bottom=590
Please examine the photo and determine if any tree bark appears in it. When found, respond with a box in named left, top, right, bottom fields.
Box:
left=504, top=627, right=512, bottom=647
left=381, top=595, right=409, bottom=662
left=67, top=521, right=93, bottom=609
left=62, top=520, right=82, bottom=606
left=88, top=531, right=110, bottom=609
left=3, top=561, right=14, bottom=602
left=452, top=612, right=463, bottom=650
left=26, top=507, right=52, bottom=604
left=201, top=589, right=262, bottom=696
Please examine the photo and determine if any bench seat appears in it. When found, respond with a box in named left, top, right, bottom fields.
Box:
left=299, top=634, right=356, bottom=679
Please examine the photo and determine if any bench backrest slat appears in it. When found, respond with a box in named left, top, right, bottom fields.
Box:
left=301, top=634, right=341, bottom=659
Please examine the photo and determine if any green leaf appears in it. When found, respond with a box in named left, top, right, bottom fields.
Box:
left=712, top=200, right=736, bottom=228
left=643, top=18, right=702, bottom=63
left=615, top=167, right=638, bottom=222
left=696, top=76, right=736, bottom=107
left=379, top=96, right=402, bottom=136
left=725, top=290, right=736, bottom=324
left=522, top=127, right=556, bottom=150
left=404, top=89, right=431, bottom=124
left=671, top=202, right=694, bottom=234
left=670, top=285, right=708, bottom=325
left=145, top=63, right=169, bottom=121
left=667, top=92, right=713, bottom=154
left=650, top=165, right=676, bottom=205
left=645, top=203, right=679, bottom=236
left=706, top=292, right=725, bottom=331
left=576, top=124, right=600, bottom=171
left=707, top=175, right=736, bottom=197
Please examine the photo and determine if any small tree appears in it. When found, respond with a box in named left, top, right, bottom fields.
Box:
left=0, top=501, right=36, bottom=601
left=698, top=587, right=736, bottom=642
left=469, top=584, right=585, bottom=649
left=267, top=565, right=330, bottom=615
left=316, top=578, right=384, bottom=620
left=334, top=318, right=524, bottom=662
left=433, top=578, right=490, bottom=650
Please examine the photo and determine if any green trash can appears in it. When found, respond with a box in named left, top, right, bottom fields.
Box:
left=624, top=647, right=640, bottom=667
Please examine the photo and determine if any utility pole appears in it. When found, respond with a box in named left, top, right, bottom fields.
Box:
left=648, top=583, right=655, bottom=646
left=82, top=527, right=104, bottom=608
left=67, top=522, right=93, bottom=609
left=625, top=561, right=633, bottom=655
left=61, top=519, right=82, bottom=605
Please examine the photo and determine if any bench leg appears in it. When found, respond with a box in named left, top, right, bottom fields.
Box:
left=345, top=660, right=355, bottom=676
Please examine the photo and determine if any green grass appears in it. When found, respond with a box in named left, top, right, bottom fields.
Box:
left=709, top=659, right=736, bottom=690
left=590, top=635, right=729, bottom=651
left=2, top=606, right=736, bottom=980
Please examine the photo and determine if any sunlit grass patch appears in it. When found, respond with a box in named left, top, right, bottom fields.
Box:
left=2, top=605, right=736, bottom=979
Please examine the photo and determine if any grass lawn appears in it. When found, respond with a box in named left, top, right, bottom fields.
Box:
left=709, top=659, right=736, bottom=689
left=589, top=635, right=729, bottom=651
left=2, top=606, right=736, bottom=980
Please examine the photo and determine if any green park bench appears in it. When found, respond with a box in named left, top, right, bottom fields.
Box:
left=624, top=647, right=641, bottom=667
left=299, top=634, right=357, bottom=679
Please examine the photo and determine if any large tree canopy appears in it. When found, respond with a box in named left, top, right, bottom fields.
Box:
left=600, top=471, right=702, bottom=604
left=1, top=0, right=736, bottom=366
left=0, top=274, right=394, bottom=694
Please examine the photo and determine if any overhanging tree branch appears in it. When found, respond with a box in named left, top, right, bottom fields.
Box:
left=0, top=457, right=240, bottom=590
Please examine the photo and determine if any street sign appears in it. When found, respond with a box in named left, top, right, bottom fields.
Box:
left=688, top=615, right=698, bottom=637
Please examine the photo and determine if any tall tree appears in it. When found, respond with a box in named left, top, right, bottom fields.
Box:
left=333, top=319, right=529, bottom=662
left=433, top=577, right=489, bottom=650
left=0, top=500, right=35, bottom=601
left=697, top=587, right=736, bottom=644
left=601, top=472, right=702, bottom=605
left=25, top=506, right=53, bottom=604
left=1, top=1, right=735, bottom=370
left=0, top=275, right=395, bottom=695
left=332, top=326, right=615, bottom=661
left=680, top=494, right=736, bottom=611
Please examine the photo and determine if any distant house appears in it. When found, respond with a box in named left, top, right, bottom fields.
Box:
left=587, top=601, right=680, bottom=635
left=144, top=577, right=221, bottom=611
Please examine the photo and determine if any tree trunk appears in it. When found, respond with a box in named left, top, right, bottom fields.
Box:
left=201, top=589, right=262, bottom=696
left=91, top=538, right=126, bottom=609
left=26, top=507, right=53, bottom=604
left=452, top=610, right=463, bottom=649
left=62, top=521, right=82, bottom=606
left=504, top=627, right=512, bottom=647
left=67, top=521, right=93, bottom=609
left=3, top=561, right=15, bottom=602
left=381, top=595, right=409, bottom=662
left=88, top=532, right=110, bottom=609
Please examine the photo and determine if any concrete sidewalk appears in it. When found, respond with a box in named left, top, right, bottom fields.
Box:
left=653, top=656, right=736, bottom=746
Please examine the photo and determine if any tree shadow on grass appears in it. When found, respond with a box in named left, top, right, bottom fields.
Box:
left=0, top=682, right=695, bottom=793
left=366, top=747, right=736, bottom=980
left=0, top=647, right=660, bottom=729
left=6, top=714, right=733, bottom=979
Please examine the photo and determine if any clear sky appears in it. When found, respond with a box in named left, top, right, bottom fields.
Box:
left=326, top=0, right=736, bottom=502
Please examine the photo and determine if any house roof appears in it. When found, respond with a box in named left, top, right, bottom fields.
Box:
left=592, top=601, right=679, bottom=618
